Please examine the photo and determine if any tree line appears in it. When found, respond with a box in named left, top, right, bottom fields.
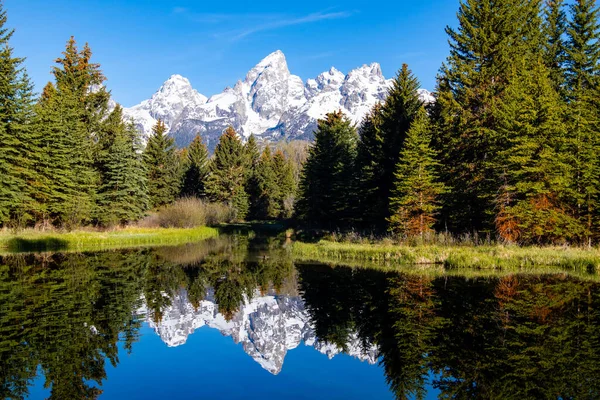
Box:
left=0, top=3, right=298, bottom=229
left=297, top=0, right=600, bottom=245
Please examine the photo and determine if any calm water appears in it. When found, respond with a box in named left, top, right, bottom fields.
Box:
left=1, top=235, right=600, bottom=400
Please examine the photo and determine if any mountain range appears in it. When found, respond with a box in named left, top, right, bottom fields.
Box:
left=122, top=50, right=434, bottom=149
left=138, top=288, right=379, bottom=375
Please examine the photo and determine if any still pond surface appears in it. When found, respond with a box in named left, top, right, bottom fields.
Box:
left=1, top=235, right=599, bottom=399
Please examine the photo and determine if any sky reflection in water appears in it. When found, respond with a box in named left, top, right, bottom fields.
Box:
left=1, top=235, right=599, bottom=399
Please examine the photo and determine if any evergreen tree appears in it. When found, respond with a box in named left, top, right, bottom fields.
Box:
left=356, top=104, right=385, bottom=228
left=433, top=0, right=544, bottom=233
left=251, top=146, right=280, bottom=219
left=273, top=150, right=296, bottom=219
left=31, top=37, right=107, bottom=227
left=95, top=105, right=148, bottom=225
left=144, top=120, right=180, bottom=208
left=564, top=0, right=600, bottom=243
left=205, top=127, right=249, bottom=219
left=0, top=3, right=36, bottom=226
left=565, top=0, right=600, bottom=92
left=296, top=111, right=358, bottom=227
left=494, top=60, right=582, bottom=244
left=388, top=108, right=446, bottom=237
left=244, top=134, right=261, bottom=217
left=181, top=134, right=209, bottom=198
left=356, top=65, right=422, bottom=229
left=244, top=134, right=260, bottom=170
left=543, top=0, right=568, bottom=94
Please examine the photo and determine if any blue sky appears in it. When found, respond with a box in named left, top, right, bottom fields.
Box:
left=5, top=0, right=460, bottom=107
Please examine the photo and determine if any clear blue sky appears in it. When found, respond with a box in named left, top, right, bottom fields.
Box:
left=5, top=0, right=460, bottom=107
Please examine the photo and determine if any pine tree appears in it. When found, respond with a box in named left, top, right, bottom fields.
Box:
left=244, top=134, right=260, bottom=170
left=251, top=146, right=280, bottom=219
left=0, top=3, right=36, bottom=226
left=181, top=134, right=209, bottom=198
left=494, top=60, right=582, bottom=244
left=296, top=111, right=358, bottom=227
left=355, top=104, right=385, bottom=228
left=95, top=105, right=148, bottom=225
left=433, top=0, right=544, bottom=233
left=565, top=0, right=600, bottom=92
left=543, top=0, right=568, bottom=94
left=29, top=83, right=67, bottom=225
left=273, top=150, right=296, bottom=219
left=356, top=65, right=422, bottom=229
left=244, top=134, right=261, bottom=217
left=388, top=108, right=446, bottom=237
left=32, top=37, right=108, bottom=227
left=564, top=0, right=600, bottom=243
left=144, top=120, right=180, bottom=208
left=205, top=127, right=249, bottom=219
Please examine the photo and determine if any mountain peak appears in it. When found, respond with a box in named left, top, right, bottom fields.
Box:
left=162, top=74, right=192, bottom=87
left=328, top=66, right=343, bottom=75
left=348, top=63, right=383, bottom=79
left=244, top=50, right=290, bottom=85
left=257, top=50, right=286, bottom=67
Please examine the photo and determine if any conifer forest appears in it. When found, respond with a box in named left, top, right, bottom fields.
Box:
left=1, top=0, right=600, bottom=246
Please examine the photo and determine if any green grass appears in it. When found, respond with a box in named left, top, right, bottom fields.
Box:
left=292, top=240, right=600, bottom=274
left=0, top=226, right=219, bottom=253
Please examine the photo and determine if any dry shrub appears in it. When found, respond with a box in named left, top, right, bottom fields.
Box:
left=139, top=197, right=236, bottom=228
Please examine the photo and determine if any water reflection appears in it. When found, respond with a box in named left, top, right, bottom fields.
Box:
left=1, top=236, right=599, bottom=399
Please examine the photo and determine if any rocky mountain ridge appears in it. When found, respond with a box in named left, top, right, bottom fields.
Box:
left=138, top=288, right=379, bottom=375
left=123, top=50, right=434, bottom=149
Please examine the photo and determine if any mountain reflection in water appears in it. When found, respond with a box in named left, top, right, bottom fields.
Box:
left=1, top=235, right=599, bottom=399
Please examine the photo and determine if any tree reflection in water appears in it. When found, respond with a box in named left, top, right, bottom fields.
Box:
left=298, top=264, right=600, bottom=399
left=0, top=236, right=599, bottom=399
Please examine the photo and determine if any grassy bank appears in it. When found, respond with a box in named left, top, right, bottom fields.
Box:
left=0, top=226, right=219, bottom=253
left=292, top=240, right=600, bottom=273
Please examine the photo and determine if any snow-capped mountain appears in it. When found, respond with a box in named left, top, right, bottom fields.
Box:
left=123, top=50, right=433, bottom=149
left=138, top=288, right=378, bottom=375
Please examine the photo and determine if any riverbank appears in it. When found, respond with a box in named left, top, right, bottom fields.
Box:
left=292, top=240, right=600, bottom=272
left=0, top=226, right=219, bottom=253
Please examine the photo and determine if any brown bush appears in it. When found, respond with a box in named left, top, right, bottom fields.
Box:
left=139, top=197, right=236, bottom=228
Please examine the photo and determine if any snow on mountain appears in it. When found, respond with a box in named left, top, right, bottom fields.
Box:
left=138, top=288, right=379, bottom=375
left=123, top=74, right=207, bottom=142
left=123, top=50, right=434, bottom=149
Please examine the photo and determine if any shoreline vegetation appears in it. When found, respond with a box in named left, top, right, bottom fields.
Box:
left=0, top=226, right=219, bottom=253
left=2, top=223, right=600, bottom=278
left=292, top=240, right=600, bottom=273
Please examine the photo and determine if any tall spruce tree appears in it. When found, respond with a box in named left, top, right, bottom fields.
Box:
left=95, top=105, right=148, bottom=225
left=356, top=103, right=385, bottom=228
left=33, top=37, right=107, bottom=227
left=495, top=60, right=582, bottom=244
left=244, top=134, right=260, bottom=170
left=251, top=146, right=280, bottom=220
left=433, top=0, right=544, bottom=234
left=144, top=120, right=180, bottom=208
left=205, top=127, right=249, bottom=219
left=543, top=0, right=568, bottom=94
left=273, top=150, right=296, bottom=219
left=244, top=134, right=261, bottom=217
left=0, top=3, right=36, bottom=226
left=181, top=134, right=209, bottom=198
left=356, top=65, right=422, bottom=229
left=296, top=111, right=358, bottom=228
left=388, top=108, right=446, bottom=237
left=564, top=0, right=600, bottom=243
